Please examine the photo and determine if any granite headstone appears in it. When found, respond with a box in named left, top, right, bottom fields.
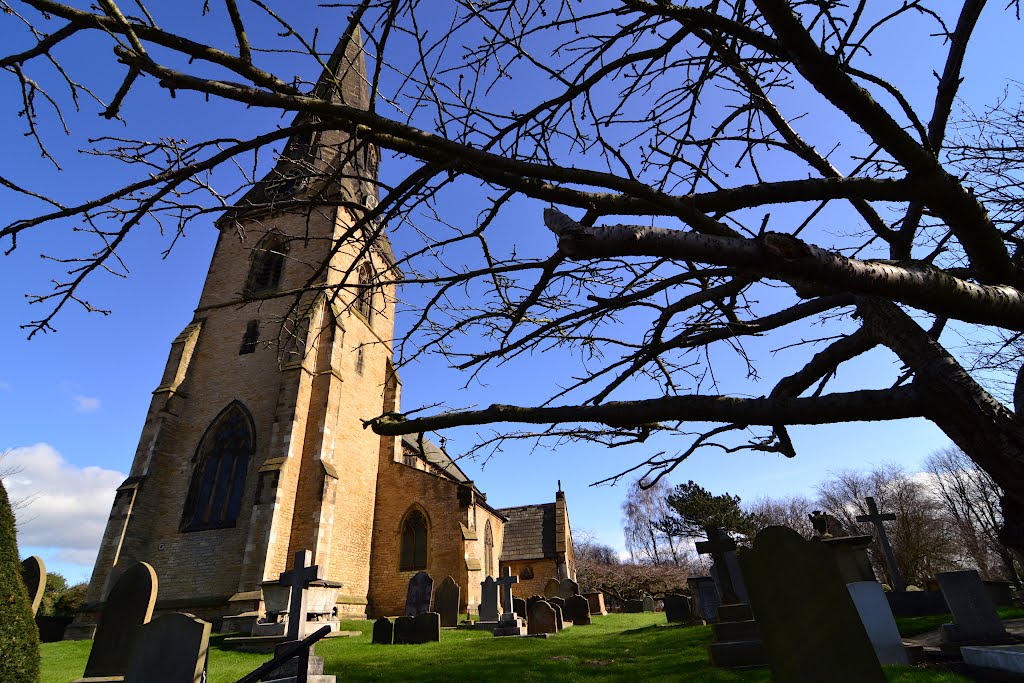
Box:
left=557, top=578, right=579, bottom=600
left=564, top=595, right=591, bottom=625
left=404, top=571, right=433, bottom=617
left=847, top=581, right=909, bottom=665
left=642, top=595, right=655, bottom=613
left=528, top=600, right=557, bottom=635
left=124, top=613, right=211, bottom=683
left=663, top=594, right=692, bottom=623
left=434, top=575, right=460, bottom=627
left=479, top=576, right=499, bottom=622
left=372, top=617, right=393, bottom=645
left=543, top=578, right=561, bottom=599
left=936, top=570, right=1015, bottom=651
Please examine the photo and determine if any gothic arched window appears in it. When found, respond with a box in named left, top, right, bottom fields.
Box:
left=181, top=402, right=254, bottom=532
left=484, top=520, right=494, bottom=577
left=245, top=234, right=289, bottom=296
left=400, top=508, right=428, bottom=570
left=355, top=262, right=373, bottom=324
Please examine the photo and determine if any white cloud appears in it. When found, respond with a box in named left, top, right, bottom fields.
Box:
left=2, top=443, right=124, bottom=569
left=71, top=394, right=101, bottom=413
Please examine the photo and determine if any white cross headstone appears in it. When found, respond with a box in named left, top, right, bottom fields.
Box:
left=280, top=549, right=325, bottom=641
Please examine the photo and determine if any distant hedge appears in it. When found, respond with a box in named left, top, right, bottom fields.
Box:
left=0, top=479, right=40, bottom=682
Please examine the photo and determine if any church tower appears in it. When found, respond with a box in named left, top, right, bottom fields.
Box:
left=71, top=29, right=397, bottom=632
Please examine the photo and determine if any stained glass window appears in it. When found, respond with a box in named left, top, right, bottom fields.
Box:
left=181, top=403, right=253, bottom=532
left=400, top=509, right=428, bottom=570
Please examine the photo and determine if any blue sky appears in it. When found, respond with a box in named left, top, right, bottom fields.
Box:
left=1, top=3, right=1021, bottom=584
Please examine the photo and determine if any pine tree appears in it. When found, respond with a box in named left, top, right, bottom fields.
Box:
left=0, top=479, right=40, bottom=682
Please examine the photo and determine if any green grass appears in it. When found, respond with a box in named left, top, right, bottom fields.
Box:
left=895, top=606, right=1024, bottom=638
left=42, top=613, right=975, bottom=682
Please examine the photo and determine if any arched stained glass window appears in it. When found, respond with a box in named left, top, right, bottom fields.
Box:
left=484, top=520, right=494, bottom=577
left=181, top=402, right=254, bottom=532
left=246, top=234, right=289, bottom=296
left=355, top=262, right=373, bottom=323
left=400, top=508, right=428, bottom=570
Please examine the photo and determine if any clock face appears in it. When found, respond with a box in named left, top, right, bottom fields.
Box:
left=362, top=193, right=381, bottom=226
left=263, top=167, right=303, bottom=201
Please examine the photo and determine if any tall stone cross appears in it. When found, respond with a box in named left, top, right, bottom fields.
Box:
left=280, top=549, right=325, bottom=641
left=855, top=496, right=905, bottom=592
left=495, top=566, right=519, bottom=621
left=695, top=528, right=741, bottom=604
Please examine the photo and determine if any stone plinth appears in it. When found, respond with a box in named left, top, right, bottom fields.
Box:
left=961, top=645, right=1024, bottom=675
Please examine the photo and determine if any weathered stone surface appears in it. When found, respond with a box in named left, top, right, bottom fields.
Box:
left=739, top=526, right=884, bottom=682
left=564, top=595, right=591, bottom=625
left=549, top=596, right=565, bottom=610
left=642, top=595, right=655, bottom=613
left=528, top=601, right=557, bottom=635
left=847, top=581, right=909, bottom=665
left=551, top=602, right=566, bottom=630
left=513, top=597, right=527, bottom=621
left=393, top=616, right=415, bottom=644
left=434, top=576, right=460, bottom=628
left=582, top=592, right=606, bottom=616
left=20, top=556, right=46, bottom=617
left=936, top=570, right=1015, bottom=651
left=405, top=571, right=433, bottom=617
left=125, top=613, right=211, bottom=683
left=663, top=594, right=691, bottom=623
left=372, top=617, right=393, bottom=645
left=961, top=645, right=1024, bottom=675
left=77, top=562, right=158, bottom=681
left=412, top=612, right=441, bottom=644
left=557, top=579, right=579, bottom=600
left=821, top=535, right=876, bottom=584
left=479, top=576, right=499, bottom=622
left=543, top=579, right=560, bottom=599
left=687, top=576, right=720, bottom=622
left=621, top=599, right=643, bottom=613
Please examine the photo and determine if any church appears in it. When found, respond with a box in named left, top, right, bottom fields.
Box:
left=69, top=30, right=574, bottom=635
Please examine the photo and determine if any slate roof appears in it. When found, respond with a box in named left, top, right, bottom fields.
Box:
left=496, top=502, right=557, bottom=562
left=401, top=434, right=469, bottom=484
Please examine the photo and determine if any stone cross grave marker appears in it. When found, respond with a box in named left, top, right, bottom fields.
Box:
left=936, top=570, right=1015, bottom=651
left=280, top=549, right=325, bottom=640
left=75, top=562, right=158, bottom=682
left=495, top=566, right=519, bottom=621
left=434, top=575, right=460, bottom=628
left=855, top=496, right=905, bottom=592
left=696, top=528, right=744, bottom=604
left=20, top=555, right=46, bottom=616
left=739, top=526, right=884, bottom=682
left=479, top=576, right=499, bottom=622
left=124, top=612, right=211, bottom=683
left=405, top=570, right=433, bottom=617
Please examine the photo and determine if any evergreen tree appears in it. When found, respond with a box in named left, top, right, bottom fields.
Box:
left=0, top=479, right=40, bottom=682
left=657, top=480, right=753, bottom=539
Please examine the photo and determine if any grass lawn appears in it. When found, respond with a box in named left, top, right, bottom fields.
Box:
left=42, top=613, right=974, bottom=682
left=895, top=606, right=1024, bottom=638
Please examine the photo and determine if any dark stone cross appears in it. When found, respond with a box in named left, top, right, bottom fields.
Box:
left=695, top=528, right=740, bottom=604
left=280, top=549, right=325, bottom=641
left=855, top=496, right=905, bottom=592
left=495, top=566, right=519, bottom=621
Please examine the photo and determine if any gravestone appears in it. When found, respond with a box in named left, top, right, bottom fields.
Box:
left=124, top=613, right=211, bottom=683
left=557, top=578, right=579, bottom=600
left=961, top=645, right=1024, bottom=676
left=543, top=578, right=561, bottom=599
left=582, top=592, right=607, bottom=616
left=20, top=555, right=46, bottom=616
left=372, top=617, right=393, bottom=645
left=621, top=599, right=644, bottom=613
left=697, top=528, right=748, bottom=604
left=405, top=571, right=434, bottom=617
left=686, top=576, right=720, bottom=623
left=411, top=612, right=441, bottom=644
left=847, top=581, right=909, bottom=665
left=75, top=562, right=158, bottom=682
left=526, top=595, right=545, bottom=612
left=551, top=602, right=566, bottom=630
left=549, top=596, right=565, bottom=610
left=855, top=496, right=905, bottom=592
left=739, top=526, right=885, bottom=682
left=513, top=597, right=527, bottom=621
left=528, top=600, right=557, bottom=635
left=434, top=576, right=460, bottom=628
left=663, top=594, right=691, bottom=623
left=479, top=576, right=499, bottom=622
left=393, top=616, right=416, bottom=644
left=495, top=566, right=520, bottom=621
left=564, top=595, right=591, bottom=625
left=821, top=535, right=877, bottom=584
left=642, top=595, right=655, bottom=613
left=936, top=570, right=1015, bottom=652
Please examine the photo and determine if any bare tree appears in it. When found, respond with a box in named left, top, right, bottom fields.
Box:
left=621, top=477, right=687, bottom=565
left=745, top=494, right=815, bottom=538
left=816, top=464, right=959, bottom=587
left=925, top=446, right=1021, bottom=583
left=6, top=2, right=1024, bottom=554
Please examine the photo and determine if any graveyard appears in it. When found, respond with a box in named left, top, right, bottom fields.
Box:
left=38, top=610, right=1014, bottom=683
